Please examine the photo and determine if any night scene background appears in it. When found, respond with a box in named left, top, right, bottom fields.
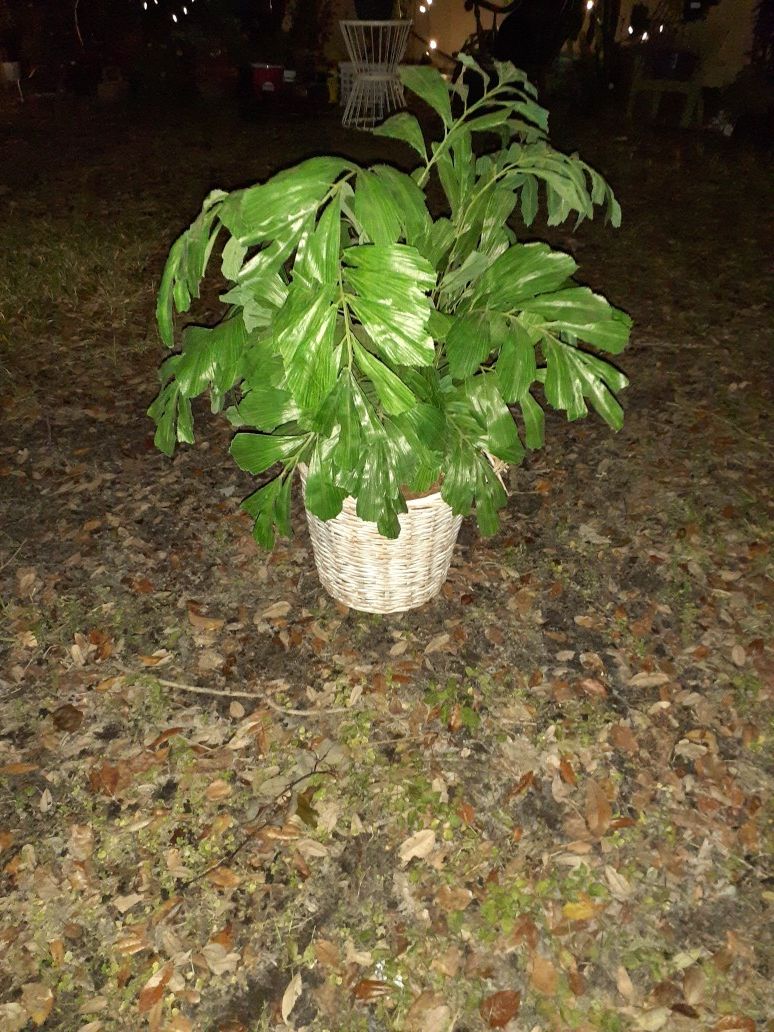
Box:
left=0, top=1, right=772, bottom=1031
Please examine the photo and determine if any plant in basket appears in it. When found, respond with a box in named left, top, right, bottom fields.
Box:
left=148, top=58, right=631, bottom=612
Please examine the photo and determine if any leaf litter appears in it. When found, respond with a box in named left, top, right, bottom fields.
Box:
left=0, top=99, right=772, bottom=1031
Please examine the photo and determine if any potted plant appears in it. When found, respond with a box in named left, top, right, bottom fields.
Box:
left=149, top=58, right=631, bottom=612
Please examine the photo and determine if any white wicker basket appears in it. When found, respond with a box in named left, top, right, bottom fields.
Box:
left=300, top=470, right=462, bottom=614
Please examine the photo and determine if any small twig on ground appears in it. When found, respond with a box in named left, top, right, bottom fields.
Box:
left=151, top=677, right=352, bottom=717
left=182, top=761, right=334, bottom=887
left=73, top=0, right=84, bottom=48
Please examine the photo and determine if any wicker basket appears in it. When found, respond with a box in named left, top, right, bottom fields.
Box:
left=300, top=469, right=462, bottom=614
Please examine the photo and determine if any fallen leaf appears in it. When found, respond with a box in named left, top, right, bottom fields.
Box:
left=0, top=1003, right=27, bottom=1032
left=530, top=954, right=558, bottom=995
left=260, top=601, right=291, bottom=620
left=68, top=824, right=94, bottom=860
left=352, top=979, right=391, bottom=1001
left=629, top=671, right=670, bottom=688
left=436, top=885, right=474, bottom=911
left=205, top=778, right=233, bottom=801
left=604, top=864, right=633, bottom=901
left=610, top=723, right=639, bottom=754
left=683, top=965, right=705, bottom=1005
left=207, top=867, right=242, bottom=889
left=281, top=972, right=302, bottom=1024
left=398, top=828, right=436, bottom=867
left=633, top=1007, right=671, bottom=1030
left=200, top=943, right=240, bottom=976
left=52, top=704, right=84, bottom=731
left=480, top=989, right=520, bottom=1028
left=404, top=991, right=451, bottom=1032
left=187, top=610, right=225, bottom=632
left=138, top=964, right=172, bottom=1013
left=313, top=939, right=340, bottom=970
left=585, top=780, right=612, bottom=838
left=89, top=763, right=119, bottom=796
left=113, top=894, right=144, bottom=914
left=562, top=896, right=601, bottom=921
left=425, top=632, right=450, bottom=654
left=0, top=763, right=39, bottom=775
left=616, top=965, right=636, bottom=1001
left=21, top=983, right=54, bottom=1026
left=712, top=1018, right=756, bottom=1032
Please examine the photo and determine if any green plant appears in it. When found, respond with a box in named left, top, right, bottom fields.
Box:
left=149, top=59, right=631, bottom=546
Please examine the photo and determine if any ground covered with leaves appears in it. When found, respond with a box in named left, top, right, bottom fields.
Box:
left=0, top=93, right=772, bottom=1032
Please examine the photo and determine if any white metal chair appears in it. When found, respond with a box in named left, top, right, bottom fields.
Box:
left=339, top=20, right=411, bottom=129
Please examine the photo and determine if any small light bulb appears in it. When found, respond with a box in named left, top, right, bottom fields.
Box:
left=143, top=1, right=147, bottom=9
left=586, top=0, right=594, bottom=9
left=642, top=31, right=649, bottom=41
left=627, top=25, right=633, bottom=35
left=429, top=39, right=437, bottom=50
left=183, top=4, right=188, bottom=11
left=419, top=3, right=426, bottom=10
left=659, top=23, right=665, bottom=32
left=172, top=12, right=177, bottom=21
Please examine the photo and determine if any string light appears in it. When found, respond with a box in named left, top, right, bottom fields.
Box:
left=627, top=25, right=634, bottom=35
left=642, top=30, right=649, bottom=40
left=585, top=0, right=594, bottom=9
left=419, top=3, right=426, bottom=10
left=659, top=23, right=665, bottom=32
left=429, top=39, right=437, bottom=49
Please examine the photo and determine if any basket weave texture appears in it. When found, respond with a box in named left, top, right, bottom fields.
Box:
left=301, top=471, right=462, bottom=614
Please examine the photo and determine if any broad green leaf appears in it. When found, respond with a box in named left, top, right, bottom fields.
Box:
left=229, top=384, right=299, bottom=431
left=304, top=443, right=346, bottom=521
left=542, top=337, right=586, bottom=420
left=372, top=112, right=428, bottom=160
left=353, top=170, right=403, bottom=245
left=446, top=313, right=492, bottom=380
left=464, top=376, right=525, bottom=464
left=372, top=165, right=431, bottom=245
left=520, top=287, right=631, bottom=353
left=520, top=176, right=538, bottom=226
left=441, top=438, right=476, bottom=516
left=147, top=381, right=179, bottom=456
left=294, top=194, right=342, bottom=286
left=473, top=456, right=508, bottom=536
left=221, top=235, right=247, bottom=280
left=568, top=351, right=626, bottom=430
left=496, top=320, right=537, bottom=402
left=241, top=474, right=293, bottom=549
left=440, top=251, right=493, bottom=298
left=230, top=431, right=305, bottom=474
left=344, top=244, right=436, bottom=367
left=333, top=375, right=363, bottom=473
left=156, top=235, right=187, bottom=347
left=175, top=316, right=247, bottom=398
left=475, top=242, right=577, bottom=309
left=353, top=341, right=416, bottom=415
left=519, top=391, right=545, bottom=448
left=399, top=66, right=453, bottom=127
left=219, top=157, right=352, bottom=246
left=273, top=282, right=338, bottom=409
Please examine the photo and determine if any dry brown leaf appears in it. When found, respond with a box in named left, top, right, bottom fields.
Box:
left=68, top=823, right=94, bottom=860
left=0, top=830, right=14, bottom=852
left=260, top=601, right=291, bottom=620
left=479, top=989, right=520, bottom=1028
left=0, top=763, right=39, bottom=775
left=314, top=939, right=340, bottom=970
left=530, top=954, right=558, bottom=995
left=138, top=964, right=172, bottom=1013
left=585, top=780, right=612, bottom=838
left=0, top=1003, right=27, bottom=1032
left=616, top=965, right=636, bottom=1001
left=604, top=864, right=633, bottom=900
left=436, top=885, right=474, bottom=912
left=187, top=610, right=225, bottom=632
left=52, top=704, right=84, bottom=731
left=629, top=671, right=670, bottom=688
left=205, top=778, right=233, bottom=801
left=89, top=763, right=119, bottom=796
left=200, top=943, right=240, bottom=976
left=404, top=991, right=451, bottom=1032
left=610, top=723, right=639, bottom=754
left=683, top=966, right=706, bottom=1005
left=712, top=1017, right=756, bottom=1032
left=398, top=828, right=436, bottom=867
left=206, top=866, right=242, bottom=889
left=21, top=983, right=54, bottom=1027
left=352, top=979, right=391, bottom=1001
left=424, top=632, right=450, bottom=654
left=280, top=972, right=303, bottom=1024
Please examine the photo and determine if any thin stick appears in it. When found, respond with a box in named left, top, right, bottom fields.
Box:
left=74, top=0, right=84, bottom=48
left=152, top=677, right=352, bottom=717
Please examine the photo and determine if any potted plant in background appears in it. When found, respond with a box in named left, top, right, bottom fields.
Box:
left=149, top=58, right=631, bottom=613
